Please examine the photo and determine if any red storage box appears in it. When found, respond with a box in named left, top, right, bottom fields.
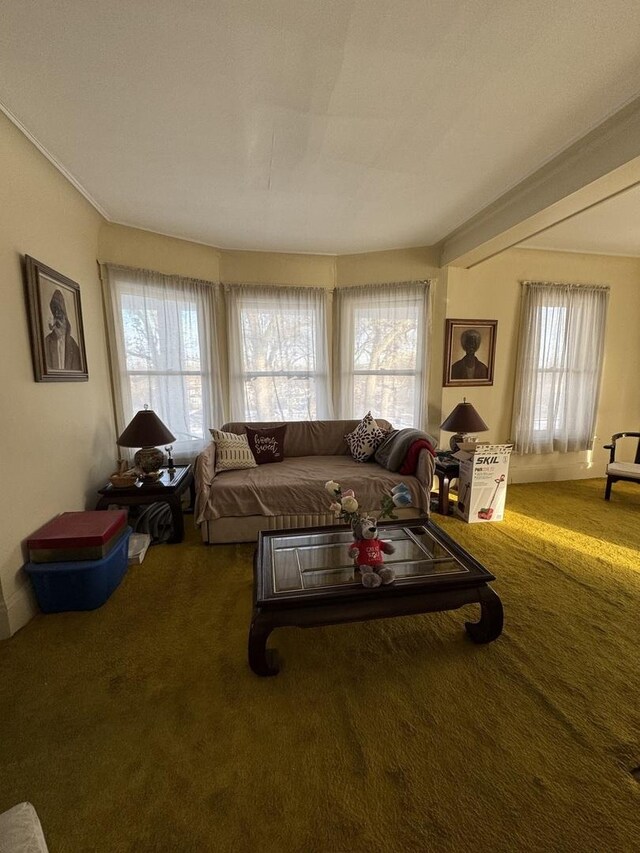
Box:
left=25, top=528, right=131, bottom=612
left=27, top=510, right=128, bottom=563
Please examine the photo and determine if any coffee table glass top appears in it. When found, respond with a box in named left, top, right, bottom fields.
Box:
left=258, top=520, right=492, bottom=602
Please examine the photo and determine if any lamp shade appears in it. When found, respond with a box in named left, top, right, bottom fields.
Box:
left=117, top=407, right=177, bottom=475
left=117, top=408, right=176, bottom=448
left=440, top=400, right=488, bottom=434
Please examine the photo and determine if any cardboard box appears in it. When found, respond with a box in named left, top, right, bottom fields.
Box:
left=453, top=444, right=513, bottom=523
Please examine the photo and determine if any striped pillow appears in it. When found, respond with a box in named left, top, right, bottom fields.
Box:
left=210, top=428, right=257, bottom=472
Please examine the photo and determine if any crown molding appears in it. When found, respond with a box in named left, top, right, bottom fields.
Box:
left=0, top=99, right=111, bottom=220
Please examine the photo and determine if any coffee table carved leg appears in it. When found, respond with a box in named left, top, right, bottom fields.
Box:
left=465, top=585, right=503, bottom=644
left=248, top=613, right=279, bottom=676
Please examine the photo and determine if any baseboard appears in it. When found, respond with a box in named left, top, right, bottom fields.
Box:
left=0, top=579, right=38, bottom=639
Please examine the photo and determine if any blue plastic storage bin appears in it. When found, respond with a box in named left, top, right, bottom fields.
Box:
left=25, top=527, right=131, bottom=613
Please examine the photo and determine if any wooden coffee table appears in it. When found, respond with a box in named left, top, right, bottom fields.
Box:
left=249, top=518, right=503, bottom=676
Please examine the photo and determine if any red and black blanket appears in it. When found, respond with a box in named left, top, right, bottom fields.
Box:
left=374, top=428, right=437, bottom=474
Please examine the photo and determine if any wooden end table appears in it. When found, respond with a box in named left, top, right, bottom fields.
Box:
left=433, top=456, right=460, bottom=515
left=249, top=519, right=503, bottom=676
left=95, top=465, right=194, bottom=544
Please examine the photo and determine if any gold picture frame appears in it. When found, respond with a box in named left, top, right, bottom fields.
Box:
left=443, top=318, right=497, bottom=387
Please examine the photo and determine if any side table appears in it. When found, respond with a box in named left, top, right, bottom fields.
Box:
left=433, top=457, right=460, bottom=516
left=96, top=465, right=194, bottom=544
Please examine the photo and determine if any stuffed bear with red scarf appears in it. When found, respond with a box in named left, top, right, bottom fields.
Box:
left=348, top=515, right=396, bottom=587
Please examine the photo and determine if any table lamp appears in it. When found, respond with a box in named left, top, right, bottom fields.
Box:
left=117, top=405, right=176, bottom=474
left=440, top=398, right=488, bottom=451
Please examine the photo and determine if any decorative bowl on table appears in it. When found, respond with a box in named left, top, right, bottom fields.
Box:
left=138, top=470, right=162, bottom=484
left=109, top=472, right=138, bottom=488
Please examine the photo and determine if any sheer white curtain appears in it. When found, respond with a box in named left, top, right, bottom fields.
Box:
left=334, top=281, right=431, bottom=429
left=101, top=265, right=223, bottom=462
left=225, top=284, right=333, bottom=421
left=511, top=281, right=609, bottom=454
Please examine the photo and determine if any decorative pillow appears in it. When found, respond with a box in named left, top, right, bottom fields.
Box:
left=345, top=412, right=387, bottom=463
left=245, top=425, right=287, bottom=465
left=209, top=428, right=257, bottom=472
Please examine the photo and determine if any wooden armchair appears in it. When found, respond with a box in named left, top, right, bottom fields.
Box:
left=603, top=432, right=640, bottom=500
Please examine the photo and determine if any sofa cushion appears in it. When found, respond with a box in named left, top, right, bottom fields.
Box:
left=245, top=425, right=287, bottom=464
left=607, top=461, right=640, bottom=479
left=345, top=412, right=387, bottom=462
left=221, top=419, right=393, bottom=458
left=201, top=455, right=428, bottom=521
left=210, top=428, right=257, bottom=472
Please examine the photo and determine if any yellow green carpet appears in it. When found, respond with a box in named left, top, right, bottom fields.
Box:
left=1, top=478, right=639, bottom=852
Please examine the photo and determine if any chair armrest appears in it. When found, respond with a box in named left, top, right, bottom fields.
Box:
left=194, top=443, right=216, bottom=525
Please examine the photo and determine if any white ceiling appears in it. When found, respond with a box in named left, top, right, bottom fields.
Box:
left=2, top=0, right=640, bottom=255
left=519, top=183, right=640, bottom=257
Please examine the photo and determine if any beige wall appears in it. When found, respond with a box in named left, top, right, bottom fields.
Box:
left=98, top=224, right=336, bottom=288
left=0, top=113, right=113, bottom=637
left=443, top=248, right=640, bottom=482
left=6, top=118, right=637, bottom=638
left=97, top=226, right=339, bottom=418
left=98, top=228, right=441, bottom=290
left=221, top=249, right=335, bottom=288
left=98, top=223, right=221, bottom=281
left=336, top=246, right=440, bottom=285
left=97, top=195, right=640, bottom=491
left=97, top=230, right=637, bottom=481
left=97, top=229, right=446, bottom=429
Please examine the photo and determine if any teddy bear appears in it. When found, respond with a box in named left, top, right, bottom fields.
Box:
left=348, top=515, right=396, bottom=587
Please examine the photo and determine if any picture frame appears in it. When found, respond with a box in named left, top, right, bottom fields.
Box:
left=23, top=255, right=89, bottom=382
left=443, top=318, right=497, bottom=387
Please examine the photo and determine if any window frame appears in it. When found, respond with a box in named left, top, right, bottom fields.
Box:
left=227, top=284, right=332, bottom=422
left=512, top=282, right=609, bottom=454
left=336, top=283, right=430, bottom=430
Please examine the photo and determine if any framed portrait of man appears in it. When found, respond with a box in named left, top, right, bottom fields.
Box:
left=23, top=256, right=89, bottom=382
left=443, top=319, right=497, bottom=387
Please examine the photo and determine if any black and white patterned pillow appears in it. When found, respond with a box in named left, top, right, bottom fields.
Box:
left=345, top=412, right=386, bottom=462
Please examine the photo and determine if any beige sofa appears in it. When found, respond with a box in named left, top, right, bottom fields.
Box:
left=194, top=419, right=435, bottom=544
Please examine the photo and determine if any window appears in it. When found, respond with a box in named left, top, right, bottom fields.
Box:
left=102, top=265, right=222, bottom=461
left=226, top=284, right=332, bottom=421
left=335, top=282, right=431, bottom=429
left=103, top=270, right=433, bottom=441
left=512, top=282, right=609, bottom=454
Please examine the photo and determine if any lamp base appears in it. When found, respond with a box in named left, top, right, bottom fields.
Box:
left=449, top=433, right=463, bottom=452
left=449, top=433, right=478, bottom=452
left=134, top=446, right=164, bottom=474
